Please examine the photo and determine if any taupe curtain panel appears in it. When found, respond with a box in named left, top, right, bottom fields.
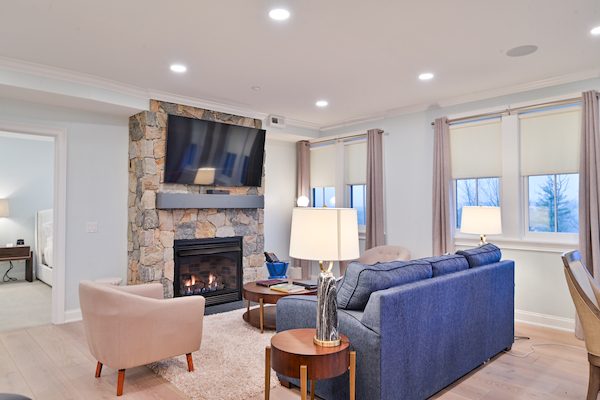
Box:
left=432, top=117, right=455, bottom=256
left=295, top=141, right=311, bottom=279
left=577, top=90, right=600, bottom=339
left=366, top=129, right=385, bottom=250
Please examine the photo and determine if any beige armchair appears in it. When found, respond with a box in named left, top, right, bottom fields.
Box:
left=79, top=280, right=205, bottom=396
left=561, top=250, right=600, bottom=400
left=339, top=245, right=411, bottom=276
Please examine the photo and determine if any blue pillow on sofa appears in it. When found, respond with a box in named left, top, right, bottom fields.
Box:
left=337, top=260, right=433, bottom=310
left=420, top=254, right=469, bottom=277
left=456, top=243, right=501, bottom=268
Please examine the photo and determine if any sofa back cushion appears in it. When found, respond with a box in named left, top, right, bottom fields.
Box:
left=337, top=260, right=433, bottom=310
left=456, top=243, right=501, bottom=268
left=420, top=254, right=469, bottom=277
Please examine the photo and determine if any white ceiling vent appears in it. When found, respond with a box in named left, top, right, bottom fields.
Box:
left=267, top=115, right=286, bottom=128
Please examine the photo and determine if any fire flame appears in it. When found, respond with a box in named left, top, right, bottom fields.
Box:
left=209, top=274, right=214, bottom=284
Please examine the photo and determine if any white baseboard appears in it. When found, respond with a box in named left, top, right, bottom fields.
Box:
left=515, top=309, right=575, bottom=333
left=63, top=308, right=82, bottom=323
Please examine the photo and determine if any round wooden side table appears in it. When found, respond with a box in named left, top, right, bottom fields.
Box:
left=265, top=328, right=356, bottom=400
left=242, top=281, right=317, bottom=333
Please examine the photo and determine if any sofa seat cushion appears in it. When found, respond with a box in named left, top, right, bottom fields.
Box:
left=337, top=260, right=433, bottom=310
left=420, top=254, right=469, bottom=277
left=456, top=243, right=501, bottom=268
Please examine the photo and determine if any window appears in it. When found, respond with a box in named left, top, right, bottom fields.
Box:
left=450, top=118, right=502, bottom=230
left=309, top=136, right=368, bottom=228
left=520, top=105, right=581, bottom=238
left=450, top=100, right=582, bottom=245
left=528, top=174, right=579, bottom=233
left=350, top=184, right=366, bottom=225
left=312, top=187, right=336, bottom=208
left=455, top=178, right=500, bottom=228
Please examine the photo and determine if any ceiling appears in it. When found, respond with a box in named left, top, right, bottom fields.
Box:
left=0, top=0, right=599, bottom=128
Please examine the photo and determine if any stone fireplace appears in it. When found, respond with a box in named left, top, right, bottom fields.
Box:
left=127, top=100, right=266, bottom=298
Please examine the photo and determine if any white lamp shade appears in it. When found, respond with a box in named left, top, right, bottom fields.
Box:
left=0, top=199, right=9, bottom=217
left=460, top=206, right=502, bottom=235
left=289, top=208, right=360, bottom=261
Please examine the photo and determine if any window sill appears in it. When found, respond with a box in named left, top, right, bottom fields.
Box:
left=454, top=237, right=577, bottom=253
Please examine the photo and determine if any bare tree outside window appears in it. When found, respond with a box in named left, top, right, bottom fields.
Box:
left=456, top=177, right=500, bottom=228
left=528, top=174, right=579, bottom=233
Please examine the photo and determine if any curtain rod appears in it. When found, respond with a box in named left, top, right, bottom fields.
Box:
left=309, top=132, right=367, bottom=146
left=430, top=97, right=583, bottom=126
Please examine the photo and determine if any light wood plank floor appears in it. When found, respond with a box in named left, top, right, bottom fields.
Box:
left=0, top=322, right=590, bottom=400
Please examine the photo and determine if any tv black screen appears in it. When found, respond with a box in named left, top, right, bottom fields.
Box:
left=164, top=115, right=266, bottom=187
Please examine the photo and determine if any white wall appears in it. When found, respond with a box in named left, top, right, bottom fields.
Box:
left=0, top=98, right=129, bottom=311
left=263, top=138, right=297, bottom=276
left=321, top=77, right=600, bottom=327
left=0, top=134, right=54, bottom=279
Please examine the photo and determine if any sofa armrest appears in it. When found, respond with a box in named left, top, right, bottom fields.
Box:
left=112, top=283, right=164, bottom=299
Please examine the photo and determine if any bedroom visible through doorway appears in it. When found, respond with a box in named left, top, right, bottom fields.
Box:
left=0, top=130, right=54, bottom=331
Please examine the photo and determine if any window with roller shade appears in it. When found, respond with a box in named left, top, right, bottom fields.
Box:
left=520, top=105, right=581, bottom=234
left=309, top=138, right=367, bottom=226
left=450, top=118, right=502, bottom=229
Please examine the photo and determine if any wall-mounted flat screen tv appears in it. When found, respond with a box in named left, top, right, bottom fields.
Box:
left=164, top=115, right=266, bottom=187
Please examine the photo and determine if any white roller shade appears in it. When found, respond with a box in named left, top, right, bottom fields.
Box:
left=520, top=106, right=581, bottom=176
left=345, top=141, right=367, bottom=184
left=310, top=145, right=335, bottom=187
left=450, top=119, right=502, bottom=179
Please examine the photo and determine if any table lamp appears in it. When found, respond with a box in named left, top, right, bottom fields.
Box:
left=460, top=206, right=502, bottom=245
left=0, top=199, right=9, bottom=218
left=289, top=208, right=359, bottom=347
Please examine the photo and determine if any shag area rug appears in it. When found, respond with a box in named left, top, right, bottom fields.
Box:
left=148, top=307, right=279, bottom=400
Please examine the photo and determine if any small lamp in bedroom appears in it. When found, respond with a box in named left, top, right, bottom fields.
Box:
left=460, top=206, right=502, bottom=245
left=0, top=199, right=9, bottom=218
left=289, top=207, right=359, bottom=347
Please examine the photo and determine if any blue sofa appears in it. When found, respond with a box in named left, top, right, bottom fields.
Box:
left=276, top=244, right=514, bottom=400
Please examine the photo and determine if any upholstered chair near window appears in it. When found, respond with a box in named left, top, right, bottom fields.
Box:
left=339, top=245, right=411, bottom=276
left=79, top=280, right=205, bottom=396
left=561, top=250, right=600, bottom=400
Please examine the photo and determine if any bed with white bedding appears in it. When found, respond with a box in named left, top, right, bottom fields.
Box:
left=35, top=209, right=53, bottom=286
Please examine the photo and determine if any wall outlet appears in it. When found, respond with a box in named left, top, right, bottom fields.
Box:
left=87, top=222, right=98, bottom=233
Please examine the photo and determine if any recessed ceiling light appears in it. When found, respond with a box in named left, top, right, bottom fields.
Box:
left=506, top=45, right=538, bottom=57
left=419, top=73, right=434, bottom=80
left=269, top=9, right=290, bottom=20
left=252, top=86, right=260, bottom=91
left=170, top=64, right=187, bottom=73
left=592, top=26, right=600, bottom=35
left=316, top=101, right=328, bottom=107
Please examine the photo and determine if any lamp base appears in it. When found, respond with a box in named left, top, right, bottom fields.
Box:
left=478, top=234, right=488, bottom=246
left=313, top=336, right=341, bottom=347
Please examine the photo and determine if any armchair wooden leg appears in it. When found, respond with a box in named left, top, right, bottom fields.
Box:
left=186, top=353, right=194, bottom=372
left=587, top=363, right=600, bottom=400
left=117, top=369, right=125, bottom=396
left=95, top=362, right=102, bottom=378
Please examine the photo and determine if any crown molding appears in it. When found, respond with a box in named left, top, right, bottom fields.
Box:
left=319, top=111, right=386, bottom=131
left=283, top=118, right=321, bottom=131
left=2, top=56, right=597, bottom=133
left=0, top=56, right=148, bottom=99
left=321, top=68, right=600, bottom=131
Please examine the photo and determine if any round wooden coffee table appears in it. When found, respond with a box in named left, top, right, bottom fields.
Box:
left=242, top=281, right=317, bottom=333
left=265, top=328, right=356, bottom=400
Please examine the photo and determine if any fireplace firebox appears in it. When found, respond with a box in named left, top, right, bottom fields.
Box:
left=174, top=237, right=243, bottom=306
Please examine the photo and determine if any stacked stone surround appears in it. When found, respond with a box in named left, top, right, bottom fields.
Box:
left=127, top=100, right=266, bottom=297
